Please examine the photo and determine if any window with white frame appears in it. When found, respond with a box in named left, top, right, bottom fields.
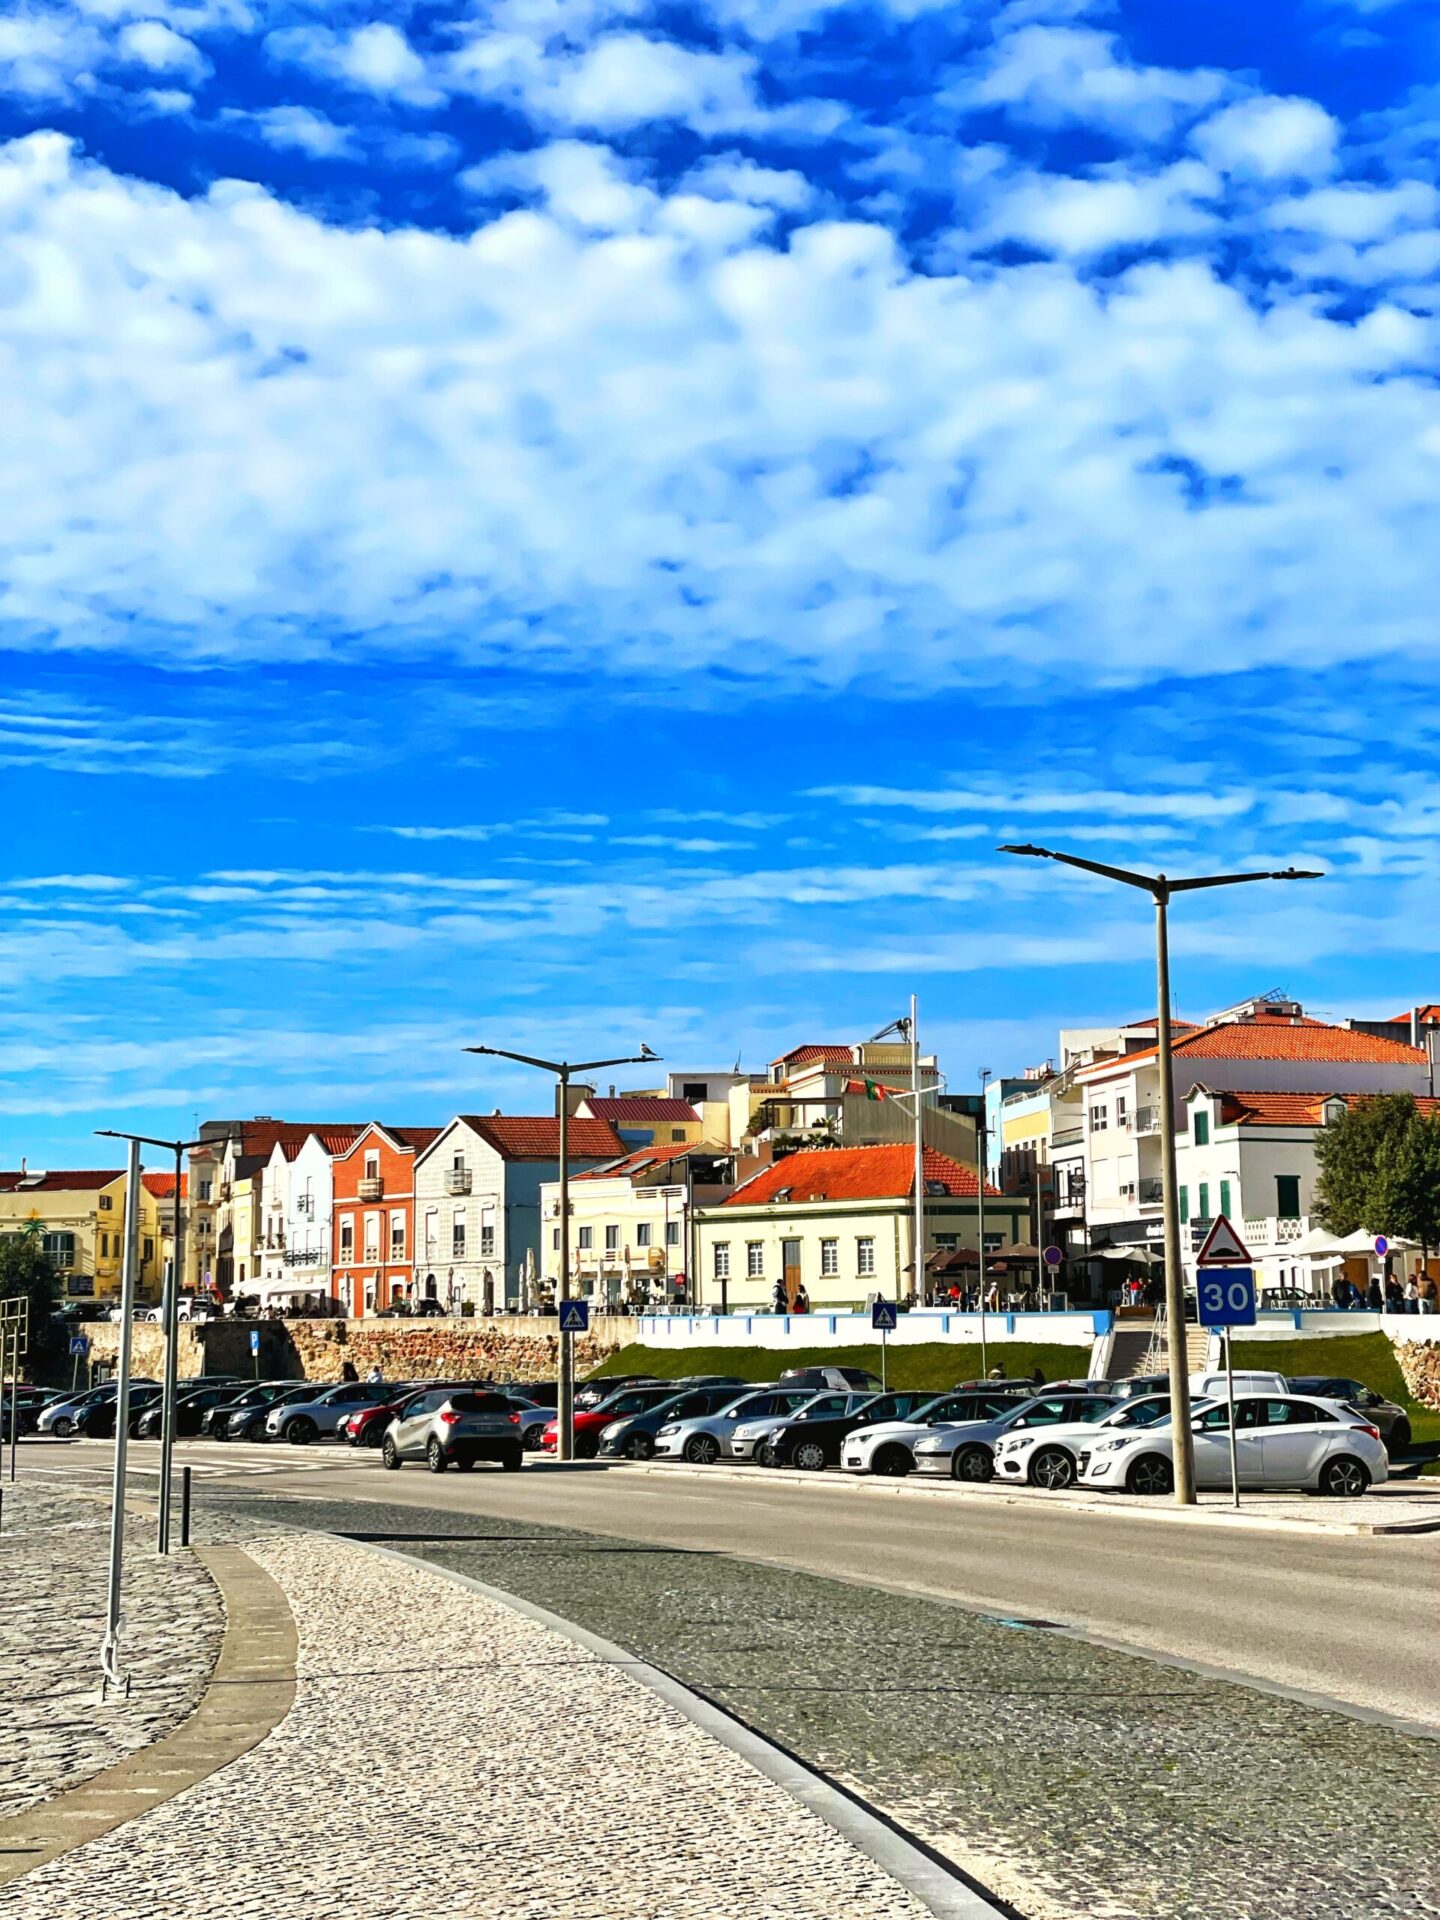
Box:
left=1089, top=1104, right=1108, bottom=1132
left=604, top=1224, right=619, bottom=1252
left=363, top=1213, right=379, bottom=1260
left=424, top=1208, right=437, bottom=1257
left=480, top=1216, right=496, bottom=1257
left=856, top=1237, right=876, bottom=1275
left=578, top=1226, right=593, bottom=1250
left=666, top=1221, right=680, bottom=1247
left=636, top=1222, right=651, bottom=1247
left=364, top=1151, right=380, bottom=1179
left=389, top=1210, right=405, bottom=1259
left=1115, top=1096, right=1129, bottom=1126
left=746, top=1241, right=764, bottom=1276
left=714, top=1242, right=731, bottom=1278
left=820, top=1238, right=839, bottom=1276
left=452, top=1211, right=466, bottom=1258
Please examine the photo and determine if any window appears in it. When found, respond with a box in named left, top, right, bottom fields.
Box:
left=604, top=1224, right=619, bottom=1252
left=1198, top=1183, right=1210, bottom=1221
left=551, top=1228, right=559, bottom=1251
left=1089, top=1104, right=1108, bottom=1132
left=820, top=1238, right=839, bottom=1276
left=43, top=1231, right=76, bottom=1269
left=935, top=1233, right=957, bottom=1251
left=1115, top=1097, right=1129, bottom=1127
left=1276, top=1174, right=1301, bottom=1220
left=99, top=1233, right=109, bottom=1258
left=714, top=1242, right=731, bottom=1278
left=339, top=1218, right=354, bottom=1259
left=452, top=1150, right=465, bottom=1172
left=480, top=1221, right=496, bottom=1258
left=143, top=1238, right=154, bottom=1264
left=857, top=1236, right=876, bottom=1276
left=671, top=1129, right=688, bottom=1142
left=578, top=1226, right=593, bottom=1250
left=1194, top=1110, right=1210, bottom=1146
left=682, top=1083, right=707, bottom=1104
left=363, top=1213, right=380, bottom=1260
left=364, top=1151, right=379, bottom=1179
left=747, top=1242, right=764, bottom=1277
left=199, top=1179, right=213, bottom=1202
left=424, top=1208, right=437, bottom=1257
left=390, top=1212, right=405, bottom=1258
left=636, top=1222, right=651, bottom=1247
left=1219, top=1179, right=1232, bottom=1219
left=99, top=1193, right=113, bottom=1211
left=1179, top=1187, right=1189, bottom=1226
left=452, top=1217, right=466, bottom=1258
left=666, top=1221, right=680, bottom=1247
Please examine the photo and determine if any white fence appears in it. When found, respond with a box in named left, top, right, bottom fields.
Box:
left=634, top=1309, right=1107, bottom=1351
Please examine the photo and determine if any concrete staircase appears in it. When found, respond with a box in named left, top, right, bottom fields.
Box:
left=1107, top=1324, right=1158, bottom=1379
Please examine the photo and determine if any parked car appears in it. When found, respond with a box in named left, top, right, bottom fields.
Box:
left=1189, top=1369, right=1287, bottom=1399
left=509, top=1380, right=558, bottom=1407
left=381, top=1388, right=525, bottom=1473
left=77, top=1384, right=165, bottom=1439
left=136, top=1385, right=248, bottom=1439
left=541, top=1383, right=696, bottom=1457
left=778, top=1366, right=885, bottom=1393
left=1077, top=1393, right=1389, bottom=1497
left=574, top=1374, right=660, bottom=1410
left=0, top=1387, right=62, bottom=1435
left=37, top=1380, right=156, bottom=1436
left=344, top=1383, right=476, bottom=1448
left=756, top=1391, right=942, bottom=1470
left=653, top=1386, right=821, bottom=1464
left=224, top=1381, right=318, bottom=1441
left=993, top=1394, right=1186, bottom=1489
left=1285, top=1376, right=1411, bottom=1453
left=1105, top=1376, right=1171, bottom=1401
left=840, top=1388, right=1046, bottom=1478
left=911, top=1393, right=1119, bottom=1481
left=201, top=1381, right=298, bottom=1438
left=731, top=1390, right=875, bottom=1462
left=598, top=1384, right=752, bottom=1460
left=265, top=1380, right=396, bottom=1443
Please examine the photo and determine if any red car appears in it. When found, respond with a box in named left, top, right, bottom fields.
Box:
left=539, top=1384, right=688, bottom=1458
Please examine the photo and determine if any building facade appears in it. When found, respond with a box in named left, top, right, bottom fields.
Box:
left=331, top=1124, right=439, bottom=1317
left=540, top=1143, right=743, bottom=1309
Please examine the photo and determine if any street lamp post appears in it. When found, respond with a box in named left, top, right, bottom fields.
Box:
left=978, top=1069, right=991, bottom=1378
left=997, top=846, right=1322, bottom=1505
left=463, top=1042, right=659, bottom=1460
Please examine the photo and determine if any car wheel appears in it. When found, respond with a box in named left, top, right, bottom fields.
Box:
left=52, top=1416, right=74, bottom=1437
left=381, top=1437, right=401, bottom=1470
left=455, top=1457, right=475, bottom=1473
left=684, top=1433, right=721, bottom=1465
left=501, top=1446, right=523, bottom=1472
left=757, top=1442, right=779, bottom=1468
left=522, top=1426, right=543, bottom=1452
left=794, top=1440, right=827, bottom=1472
left=426, top=1438, right=448, bottom=1474
left=1124, top=1453, right=1174, bottom=1496
left=363, top=1423, right=388, bottom=1450
left=952, top=1444, right=993, bottom=1483
left=575, top=1434, right=599, bottom=1460
left=287, top=1417, right=316, bottom=1446
left=1028, top=1446, right=1076, bottom=1491
left=1389, top=1418, right=1411, bottom=1455
left=212, top=1423, right=229, bottom=1442
left=1320, top=1454, right=1370, bottom=1498
left=626, top=1434, right=655, bottom=1460
left=871, top=1444, right=912, bottom=1478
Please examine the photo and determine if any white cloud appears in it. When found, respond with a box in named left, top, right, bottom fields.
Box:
left=954, top=26, right=1228, bottom=142
left=977, top=159, right=1218, bottom=256
left=1193, top=95, right=1340, bottom=180
left=3, top=134, right=1440, bottom=700
left=462, top=139, right=656, bottom=229
left=265, top=21, right=441, bottom=105
left=1266, top=179, right=1438, bottom=242
left=246, top=104, right=362, bottom=160
left=116, top=19, right=209, bottom=77
left=0, top=11, right=103, bottom=98
left=684, top=154, right=814, bottom=211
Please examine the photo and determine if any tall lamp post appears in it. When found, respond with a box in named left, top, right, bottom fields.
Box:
left=997, top=846, right=1322, bottom=1504
left=463, top=1042, right=659, bottom=1460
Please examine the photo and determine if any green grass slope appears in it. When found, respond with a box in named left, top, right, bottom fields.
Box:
left=587, top=1340, right=1094, bottom=1392
left=1230, top=1331, right=1440, bottom=1442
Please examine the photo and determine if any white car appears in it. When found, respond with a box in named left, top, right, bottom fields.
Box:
left=1189, top=1369, right=1286, bottom=1399
left=992, top=1393, right=1189, bottom=1490
left=1077, top=1392, right=1389, bottom=1497
left=910, top=1393, right=1118, bottom=1482
left=729, top=1391, right=865, bottom=1461
left=840, top=1388, right=1034, bottom=1478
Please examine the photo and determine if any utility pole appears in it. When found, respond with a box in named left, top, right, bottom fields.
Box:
left=978, top=1069, right=990, bottom=1380
left=999, top=844, right=1321, bottom=1504
left=910, top=993, right=923, bottom=1309
left=464, top=1041, right=659, bottom=1459
left=99, top=1136, right=141, bottom=1696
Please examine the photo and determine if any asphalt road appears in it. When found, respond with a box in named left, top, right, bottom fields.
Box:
left=25, top=1442, right=1440, bottom=1730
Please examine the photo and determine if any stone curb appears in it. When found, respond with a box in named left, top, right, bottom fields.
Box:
left=0, top=1546, right=297, bottom=1886
left=345, top=1533, right=1014, bottom=1920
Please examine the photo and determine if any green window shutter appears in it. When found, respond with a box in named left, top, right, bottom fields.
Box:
left=1198, top=1182, right=1210, bottom=1220
left=1220, top=1179, right=1232, bottom=1218
left=1179, top=1187, right=1189, bottom=1225
left=1276, top=1175, right=1301, bottom=1220
left=1194, top=1111, right=1209, bottom=1146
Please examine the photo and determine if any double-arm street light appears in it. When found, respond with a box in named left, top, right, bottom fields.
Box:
left=997, top=846, right=1322, bottom=1505
left=463, top=1042, right=660, bottom=1460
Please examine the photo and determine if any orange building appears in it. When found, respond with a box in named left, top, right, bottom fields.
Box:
left=331, top=1123, right=440, bottom=1317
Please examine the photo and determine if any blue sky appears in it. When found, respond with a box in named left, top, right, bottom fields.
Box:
left=3, top=0, right=1439, bottom=1163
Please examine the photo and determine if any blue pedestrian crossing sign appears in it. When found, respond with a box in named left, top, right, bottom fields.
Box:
left=870, top=1299, right=898, bottom=1332
left=558, top=1299, right=590, bottom=1334
left=69, top=1333, right=90, bottom=1357
left=1197, top=1267, right=1256, bottom=1328
left=249, top=1329, right=261, bottom=1354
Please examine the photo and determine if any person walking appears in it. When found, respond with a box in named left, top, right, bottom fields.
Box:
left=340, top=1359, right=358, bottom=1383
left=793, top=1282, right=810, bottom=1315
left=771, top=1276, right=788, bottom=1315
left=1405, top=1277, right=1420, bottom=1313
left=366, top=1363, right=383, bottom=1384
left=1419, top=1271, right=1437, bottom=1315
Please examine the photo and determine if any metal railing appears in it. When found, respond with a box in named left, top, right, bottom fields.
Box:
left=445, top=1169, right=473, bottom=1195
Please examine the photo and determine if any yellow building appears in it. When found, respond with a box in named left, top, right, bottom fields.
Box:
left=0, top=1165, right=169, bottom=1304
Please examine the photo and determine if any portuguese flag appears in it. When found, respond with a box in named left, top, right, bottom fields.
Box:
left=863, top=1079, right=888, bottom=1102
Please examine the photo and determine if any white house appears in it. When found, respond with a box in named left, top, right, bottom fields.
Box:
left=257, top=1128, right=361, bottom=1307
left=539, top=1143, right=743, bottom=1309
left=413, top=1114, right=625, bottom=1312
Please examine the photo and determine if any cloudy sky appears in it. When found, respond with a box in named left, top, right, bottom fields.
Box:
left=3, top=0, right=1439, bottom=1162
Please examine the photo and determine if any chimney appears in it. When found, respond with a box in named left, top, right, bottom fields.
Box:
left=19, top=1157, right=24, bottom=1176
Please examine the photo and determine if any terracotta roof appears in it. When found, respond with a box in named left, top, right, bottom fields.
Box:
left=458, top=1115, right=627, bottom=1161
left=1219, top=1089, right=1440, bottom=1128
left=390, top=1126, right=441, bottom=1149
left=215, top=1120, right=364, bottom=1159
left=335, top=1124, right=440, bottom=1159
left=1122, top=1016, right=1199, bottom=1033
left=572, top=1141, right=712, bottom=1182
left=771, top=1044, right=857, bottom=1068
left=1384, top=1006, right=1440, bottom=1024
left=0, top=1169, right=123, bottom=1193
left=1081, top=1016, right=1424, bottom=1079
left=582, top=1096, right=698, bottom=1123
left=723, top=1145, right=999, bottom=1206
left=141, top=1172, right=188, bottom=1199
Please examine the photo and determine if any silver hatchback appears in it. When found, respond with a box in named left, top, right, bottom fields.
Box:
left=381, top=1387, right=525, bottom=1474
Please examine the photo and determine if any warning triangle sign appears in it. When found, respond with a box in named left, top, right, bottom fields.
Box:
left=1195, top=1213, right=1252, bottom=1265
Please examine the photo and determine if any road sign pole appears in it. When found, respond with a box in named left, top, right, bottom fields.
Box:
left=157, top=1153, right=184, bottom=1554
left=8, top=1323, right=18, bottom=1485
left=881, top=1325, right=887, bottom=1394
left=1224, top=1327, right=1240, bottom=1510
left=102, top=1136, right=142, bottom=1697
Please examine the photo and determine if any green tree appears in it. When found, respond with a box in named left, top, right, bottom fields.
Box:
left=1315, top=1093, right=1440, bottom=1249
left=0, top=1230, right=60, bottom=1363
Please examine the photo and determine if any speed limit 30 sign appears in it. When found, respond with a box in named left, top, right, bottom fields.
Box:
left=1197, top=1267, right=1256, bottom=1328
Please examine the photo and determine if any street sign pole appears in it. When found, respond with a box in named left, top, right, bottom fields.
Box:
left=1224, top=1326, right=1239, bottom=1509
left=102, top=1136, right=142, bottom=1696
left=871, top=1298, right=897, bottom=1391
left=1195, top=1216, right=1256, bottom=1512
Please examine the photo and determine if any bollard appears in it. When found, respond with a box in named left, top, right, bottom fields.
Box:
left=180, top=1465, right=192, bottom=1548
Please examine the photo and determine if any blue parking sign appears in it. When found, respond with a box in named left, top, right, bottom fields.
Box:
left=1197, top=1267, right=1256, bottom=1328
left=249, top=1329, right=261, bottom=1354
left=558, top=1299, right=589, bottom=1333
left=871, top=1299, right=898, bottom=1332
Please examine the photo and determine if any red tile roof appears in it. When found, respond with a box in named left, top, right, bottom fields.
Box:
left=771, top=1044, right=857, bottom=1068
left=582, top=1096, right=698, bottom=1123
left=141, top=1172, right=188, bottom=1199
left=335, top=1124, right=441, bottom=1159
left=1385, top=1006, right=1440, bottom=1024
left=723, top=1145, right=999, bottom=1206
left=214, top=1120, right=364, bottom=1159
left=573, top=1141, right=704, bottom=1182
left=459, top=1116, right=627, bottom=1161
left=1082, top=1016, right=1424, bottom=1079
left=0, top=1169, right=123, bottom=1193
left=1219, top=1089, right=1440, bottom=1128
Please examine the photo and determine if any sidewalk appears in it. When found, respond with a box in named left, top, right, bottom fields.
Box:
left=5, top=1523, right=959, bottom=1920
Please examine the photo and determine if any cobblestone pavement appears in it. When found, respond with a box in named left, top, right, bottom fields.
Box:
left=10, top=1528, right=930, bottom=1920
left=197, top=1492, right=1440, bottom=1920
left=0, top=1483, right=222, bottom=1822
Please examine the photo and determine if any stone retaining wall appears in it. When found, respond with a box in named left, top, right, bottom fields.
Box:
left=85, top=1314, right=630, bottom=1384
left=1393, top=1336, right=1440, bottom=1411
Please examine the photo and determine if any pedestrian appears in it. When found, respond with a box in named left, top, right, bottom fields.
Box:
left=1419, top=1273, right=1437, bottom=1314
left=340, top=1359, right=358, bottom=1383
left=793, top=1282, right=810, bottom=1315
left=771, top=1277, right=787, bottom=1314
left=1366, top=1277, right=1383, bottom=1311
left=366, top=1363, right=383, bottom=1384
left=1405, top=1278, right=1420, bottom=1313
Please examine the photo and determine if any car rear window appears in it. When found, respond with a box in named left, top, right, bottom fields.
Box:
left=447, top=1392, right=511, bottom=1413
